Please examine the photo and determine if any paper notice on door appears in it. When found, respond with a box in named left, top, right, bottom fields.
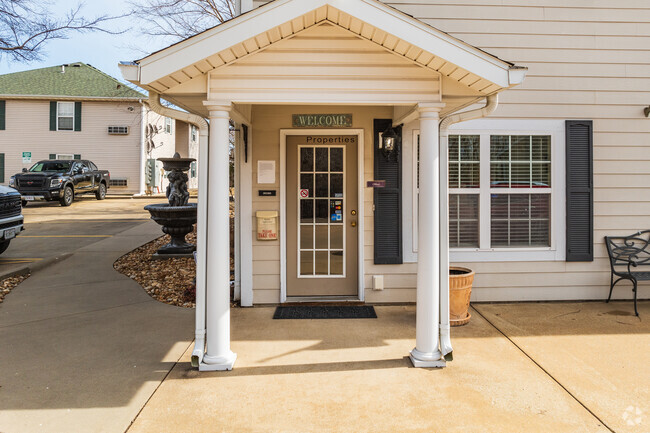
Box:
left=257, top=160, right=276, bottom=184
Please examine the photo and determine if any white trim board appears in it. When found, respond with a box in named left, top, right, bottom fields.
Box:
left=280, top=128, right=365, bottom=303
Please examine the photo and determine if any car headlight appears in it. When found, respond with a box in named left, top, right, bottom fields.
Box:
left=9, top=176, right=15, bottom=187
left=50, top=179, right=64, bottom=188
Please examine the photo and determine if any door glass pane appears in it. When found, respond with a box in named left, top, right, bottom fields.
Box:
left=315, top=251, right=328, bottom=275
left=330, top=225, right=343, bottom=249
left=300, top=174, right=313, bottom=196
left=300, top=147, right=313, bottom=172
left=300, top=225, right=313, bottom=249
left=297, top=144, right=347, bottom=278
left=300, top=200, right=313, bottom=223
left=300, top=251, right=313, bottom=275
left=315, top=225, right=328, bottom=249
left=330, top=200, right=343, bottom=223
left=315, top=199, right=328, bottom=223
left=330, top=148, right=343, bottom=172
left=330, top=174, right=343, bottom=197
left=315, top=173, right=328, bottom=197
left=315, top=148, right=328, bottom=172
left=330, top=251, right=343, bottom=275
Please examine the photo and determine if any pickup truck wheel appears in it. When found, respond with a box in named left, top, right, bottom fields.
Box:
left=0, top=240, right=9, bottom=255
left=60, top=186, right=74, bottom=206
left=21, top=200, right=27, bottom=207
left=95, top=182, right=107, bottom=200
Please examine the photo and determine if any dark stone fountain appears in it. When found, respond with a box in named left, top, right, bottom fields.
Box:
left=144, top=152, right=197, bottom=258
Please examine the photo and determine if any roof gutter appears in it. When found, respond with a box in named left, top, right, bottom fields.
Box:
left=438, top=94, right=498, bottom=361
left=147, top=91, right=209, bottom=367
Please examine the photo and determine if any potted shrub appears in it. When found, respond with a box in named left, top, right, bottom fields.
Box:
left=449, top=267, right=475, bottom=326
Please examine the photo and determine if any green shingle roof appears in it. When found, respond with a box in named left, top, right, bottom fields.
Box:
left=0, top=62, right=145, bottom=99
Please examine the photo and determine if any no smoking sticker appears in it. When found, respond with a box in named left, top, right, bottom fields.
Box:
left=300, top=189, right=309, bottom=198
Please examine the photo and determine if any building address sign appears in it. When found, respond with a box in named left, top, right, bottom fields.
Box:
left=292, top=114, right=352, bottom=128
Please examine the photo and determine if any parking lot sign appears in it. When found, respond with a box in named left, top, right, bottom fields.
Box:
left=22, top=152, right=31, bottom=164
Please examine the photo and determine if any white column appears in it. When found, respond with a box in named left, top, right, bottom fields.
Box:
left=410, top=103, right=446, bottom=368
left=201, top=103, right=237, bottom=371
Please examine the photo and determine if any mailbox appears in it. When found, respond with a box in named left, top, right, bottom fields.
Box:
left=256, top=211, right=278, bottom=241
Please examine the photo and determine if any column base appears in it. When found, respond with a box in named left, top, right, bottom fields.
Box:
left=410, top=348, right=446, bottom=368
left=199, top=351, right=237, bottom=371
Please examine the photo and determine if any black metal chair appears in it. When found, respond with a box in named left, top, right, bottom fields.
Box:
left=604, top=230, right=650, bottom=316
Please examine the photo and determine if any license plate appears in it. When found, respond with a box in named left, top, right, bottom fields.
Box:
left=2, top=228, right=17, bottom=240
left=23, top=196, right=36, bottom=201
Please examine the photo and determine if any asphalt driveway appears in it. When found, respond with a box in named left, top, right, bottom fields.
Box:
left=0, top=197, right=194, bottom=433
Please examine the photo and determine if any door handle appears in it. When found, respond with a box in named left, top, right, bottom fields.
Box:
left=351, top=221, right=357, bottom=228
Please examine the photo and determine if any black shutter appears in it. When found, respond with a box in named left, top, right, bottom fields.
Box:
left=0, top=153, right=4, bottom=183
left=0, top=100, right=5, bottom=130
left=50, top=101, right=57, bottom=131
left=49, top=154, right=56, bottom=159
left=566, top=120, right=593, bottom=261
left=74, top=102, right=82, bottom=131
left=373, top=119, right=402, bottom=264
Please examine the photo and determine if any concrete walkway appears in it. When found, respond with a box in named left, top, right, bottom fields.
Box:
left=0, top=219, right=193, bottom=433
left=127, top=302, right=648, bottom=433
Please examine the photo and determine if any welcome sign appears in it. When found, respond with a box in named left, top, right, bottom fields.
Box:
left=292, top=114, right=352, bottom=128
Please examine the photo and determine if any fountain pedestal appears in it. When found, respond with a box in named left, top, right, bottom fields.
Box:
left=144, top=153, right=198, bottom=258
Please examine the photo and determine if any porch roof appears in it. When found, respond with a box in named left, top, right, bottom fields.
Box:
left=120, top=0, right=526, bottom=115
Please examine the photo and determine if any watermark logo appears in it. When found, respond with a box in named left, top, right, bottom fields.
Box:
left=622, top=406, right=644, bottom=426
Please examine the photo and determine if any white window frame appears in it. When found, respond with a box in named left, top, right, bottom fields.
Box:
left=164, top=117, right=173, bottom=134
left=408, top=119, right=566, bottom=262
left=56, top=101, right=74, bottom=131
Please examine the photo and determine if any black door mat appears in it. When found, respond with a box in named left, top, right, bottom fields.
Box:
left=273, top=305, right=377, bottom=319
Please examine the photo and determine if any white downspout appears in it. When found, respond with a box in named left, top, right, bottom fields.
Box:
left=138, top=100, right=147, bottom=196
left=147, top=91, right=209, bottom=366
left=438, top=94, right=499, bottom=361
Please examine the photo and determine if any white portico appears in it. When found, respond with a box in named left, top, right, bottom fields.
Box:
left=120, top=0, right=525, bottom=371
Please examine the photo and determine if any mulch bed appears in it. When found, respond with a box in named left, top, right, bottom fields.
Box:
left=0, top=274, right=30, bottom=303
left=114, top=229, right=198, bottom=308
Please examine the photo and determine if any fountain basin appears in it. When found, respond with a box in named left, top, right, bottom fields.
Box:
left=144, top=203, right=197, bottom=256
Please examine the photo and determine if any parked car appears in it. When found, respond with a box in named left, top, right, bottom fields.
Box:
left=10, top=160, right=110, bottom=207
left=0, top=185, right=24, bottom=255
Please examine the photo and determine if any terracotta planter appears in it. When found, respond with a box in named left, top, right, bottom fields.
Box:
left=449, top=266, right=475, bottom=326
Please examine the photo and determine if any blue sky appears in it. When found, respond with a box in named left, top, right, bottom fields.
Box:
left=0, top=0, right=170, bottom=83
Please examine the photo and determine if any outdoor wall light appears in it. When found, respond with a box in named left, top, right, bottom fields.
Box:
left=644, top=106, right=650, bottom=117
left=380, top=124, right=401, bottom=161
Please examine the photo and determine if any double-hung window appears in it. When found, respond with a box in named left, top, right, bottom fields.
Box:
left=57, top=102, right=74, bottom=131
left=489, top=135, right=551, bottom=247
left=412, top=120, right=564, bottom=261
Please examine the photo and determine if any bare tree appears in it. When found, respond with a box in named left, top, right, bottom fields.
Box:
left=130, top=0, right=235, bottom=41
left=0, top=0, right=124, bottom=62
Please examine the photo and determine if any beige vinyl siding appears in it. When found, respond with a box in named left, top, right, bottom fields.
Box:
left=0, top=100, right=142, bottom=193
left=383, top=0, right=650, bottom=302
left=209, top=23, right=441, bottom=104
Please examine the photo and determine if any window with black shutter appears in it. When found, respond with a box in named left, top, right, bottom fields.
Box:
left=0, top=100, right=6, bottom=130
left=565, top=120, right=593, bottom=261
left=373, top=119, right=402, bottom=264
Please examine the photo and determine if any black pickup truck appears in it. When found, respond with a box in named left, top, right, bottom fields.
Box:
left=0, top=185, right=23, bottom=254
left=10, top=160, right=110, bottom=206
